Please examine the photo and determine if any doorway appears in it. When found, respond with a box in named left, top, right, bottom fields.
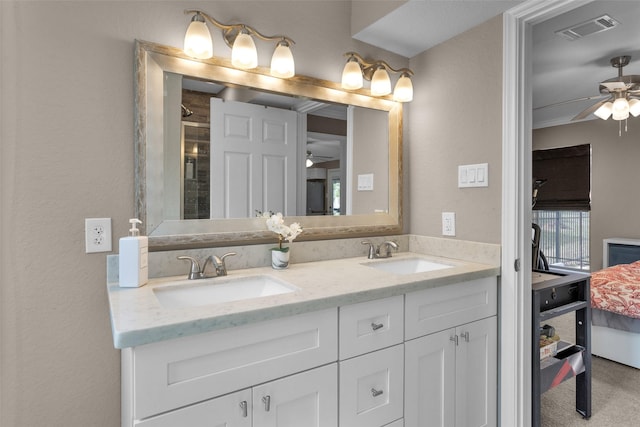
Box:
left=502, top=1, right=589, bottom=425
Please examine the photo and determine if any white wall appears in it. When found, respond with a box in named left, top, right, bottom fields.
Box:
left=0, top=1, right=408, bottom=424
left=407, top=16, right=503, bottom=243
left=533, top=119, right=640, bottom=270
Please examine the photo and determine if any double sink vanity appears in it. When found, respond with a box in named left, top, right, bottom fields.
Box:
left=119, top=40, right=501, bottom=427
left=107, top=236, right=500, bottom=427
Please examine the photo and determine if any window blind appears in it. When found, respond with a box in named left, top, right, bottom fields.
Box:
left=532, top=144, right=591, bottom=211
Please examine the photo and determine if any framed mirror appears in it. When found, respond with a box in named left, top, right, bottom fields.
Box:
left=135, top=40, right=403, bottom=249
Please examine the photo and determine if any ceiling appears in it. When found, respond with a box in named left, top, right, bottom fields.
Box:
left=353, top=0, right=640, bottom=129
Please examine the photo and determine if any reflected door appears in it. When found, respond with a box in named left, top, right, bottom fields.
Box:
left=210, top=98, right=298, bottom=218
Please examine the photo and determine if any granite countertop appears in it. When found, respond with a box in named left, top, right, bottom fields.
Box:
left=107, top=251, right=500, bottom=349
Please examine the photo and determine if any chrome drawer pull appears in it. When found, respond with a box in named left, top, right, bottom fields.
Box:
left=371, top=388, right=384, bottom=397
left=371, top=322, right=384, bottom=331
left=450, top=335, right=459, bottom=345
left=239, top=401, right=248, bottom=417
left=460, top=331, right=470, bottom=342
left=262, top=395, right=271, bottom=411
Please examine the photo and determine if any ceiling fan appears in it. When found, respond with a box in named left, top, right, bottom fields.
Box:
left=572, top=55, right=640, bottom=122
left=306, top=150, right=334, bottom=167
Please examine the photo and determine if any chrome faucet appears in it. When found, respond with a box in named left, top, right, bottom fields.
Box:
left=177, top=252, right=237, bottom=279
left=361, top=240, right=399, bottom=259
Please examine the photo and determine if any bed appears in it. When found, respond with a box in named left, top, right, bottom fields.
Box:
left=591, top=238, right=640, bottom=369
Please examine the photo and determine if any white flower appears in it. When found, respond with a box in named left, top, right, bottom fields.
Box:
left=265, top=212, right=303, bottom=247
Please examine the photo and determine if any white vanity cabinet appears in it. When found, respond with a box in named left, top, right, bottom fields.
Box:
left=120, top=275, right=498, bottom=427
left=338, top=295, right=405, bottom=427
left=404, top=277, right=498, bottom=427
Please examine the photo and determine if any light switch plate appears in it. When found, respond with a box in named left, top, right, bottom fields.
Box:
left=357, top=173, right=374, bottom=191
left=458, top=163, right=489, bottom=188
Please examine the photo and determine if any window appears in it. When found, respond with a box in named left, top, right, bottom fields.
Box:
left=532, top=210, right=590, bottom=270
left=533, top=144, right=591, bottom=270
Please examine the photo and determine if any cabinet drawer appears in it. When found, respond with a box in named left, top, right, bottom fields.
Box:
left=339, top=344, right=404, bottom=427
left=131, top=308, right=337, bottom=420
left=340, top=295, right=404, bottom=359
left=405, top=277, right=497, bottom=340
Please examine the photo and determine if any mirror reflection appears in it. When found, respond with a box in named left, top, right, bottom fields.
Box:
left=135, top=40, right=402, bottom=248
left=166, top=75, right=389, bottom=220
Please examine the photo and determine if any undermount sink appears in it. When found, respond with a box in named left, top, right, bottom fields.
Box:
left=153, top=275, right=298, bottom=309
left=365, top=258, right=453, bottom=275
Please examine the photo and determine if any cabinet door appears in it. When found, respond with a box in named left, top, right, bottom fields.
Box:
left=404, top=329, right=455, bottom=427
left=252, top=363, right=337, bottom=427
left=455, top=316, right=497, bottom=427
left=135, top=389, right=252, bottom=427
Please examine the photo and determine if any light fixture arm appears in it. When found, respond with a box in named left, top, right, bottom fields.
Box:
left=185, top=10, right=295, bottom=49
left=344, top=52, right=413, bottom=81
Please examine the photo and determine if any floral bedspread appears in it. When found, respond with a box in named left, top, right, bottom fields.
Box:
left=591, top=260, right=640, bottom=319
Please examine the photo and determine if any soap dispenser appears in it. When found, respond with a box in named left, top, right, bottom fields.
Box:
left=119, top=218, right=148, bottom=288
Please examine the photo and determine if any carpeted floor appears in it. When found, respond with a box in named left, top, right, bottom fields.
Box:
left=540, top=314, right=640, bottom=426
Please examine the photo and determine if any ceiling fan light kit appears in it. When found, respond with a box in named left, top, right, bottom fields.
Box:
left=574, top=55, right=640, bottom=135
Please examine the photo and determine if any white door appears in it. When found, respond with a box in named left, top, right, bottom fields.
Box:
left=135, top=388, right=252, bottom=427
left=404, top=329, right=456, bottom=427
left=455, top=317, right=497, bottom=427
left=210, top=98, right=297, bottom=218
left=252, top=364, right=337, bottom=427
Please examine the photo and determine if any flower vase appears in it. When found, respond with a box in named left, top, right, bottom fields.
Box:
left=271, top=249, right=290, bottom=270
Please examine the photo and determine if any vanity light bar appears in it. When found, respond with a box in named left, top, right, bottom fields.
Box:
left=183, top=9, right=296, bottom=78
left=341, top=52, right=414, bottom=102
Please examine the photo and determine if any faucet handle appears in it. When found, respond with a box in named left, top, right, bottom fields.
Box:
left=177, top=256, right=201, bottom=280
left=379, top=241, right=399, bottom=258
left=212, top=252, right=237, bottom=276
left=361, top=241, right=376, bottom=259
left=220, top=252, right=237, bottom=262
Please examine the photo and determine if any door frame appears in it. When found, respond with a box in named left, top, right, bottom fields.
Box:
left=500, top=1, right=592, bottom=425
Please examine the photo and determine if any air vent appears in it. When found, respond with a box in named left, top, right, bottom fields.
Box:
left=555, top=14, right=619, bottom=41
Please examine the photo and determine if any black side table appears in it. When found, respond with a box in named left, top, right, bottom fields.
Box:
left=532, top=270, right=591, bottom=426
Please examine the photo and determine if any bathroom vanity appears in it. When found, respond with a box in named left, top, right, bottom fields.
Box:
left=108, top=252, right=499, bottom=427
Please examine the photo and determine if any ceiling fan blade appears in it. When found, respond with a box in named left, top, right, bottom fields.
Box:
left=533, top=95, right=606, bottom=111
left=571, top=99, right=609, bottom=121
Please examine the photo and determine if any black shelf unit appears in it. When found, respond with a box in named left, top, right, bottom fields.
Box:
left=532, top=269, right=592, bottom=426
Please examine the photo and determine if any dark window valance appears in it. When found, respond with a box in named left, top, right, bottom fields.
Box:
left=533, top=144, right=590, bottom=211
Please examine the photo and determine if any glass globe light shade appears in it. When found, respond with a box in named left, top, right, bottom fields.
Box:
left=270, top=42, right=295, bottom=78
left=232, top=32, right=258, bottom=69
left=594, top=102, right=613, bottom=120
left=371, top=67, right=391, bottom=96
left=628, top=98, right=640, bottom=117
left=393, top=75, right=413, bottom=102
left=184, top=17, right=213, bottom=59
left=612, top=97, right=630, bottom=121
left=341, top=60, right=363, bottom=90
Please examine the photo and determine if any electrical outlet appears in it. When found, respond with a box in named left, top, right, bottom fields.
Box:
left=85, top=218, right=112, bottom=253
left=442, top=212, right=456, bottom=236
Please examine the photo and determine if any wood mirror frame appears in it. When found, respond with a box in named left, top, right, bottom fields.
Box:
left=135, top=40, right=403, bottom=250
